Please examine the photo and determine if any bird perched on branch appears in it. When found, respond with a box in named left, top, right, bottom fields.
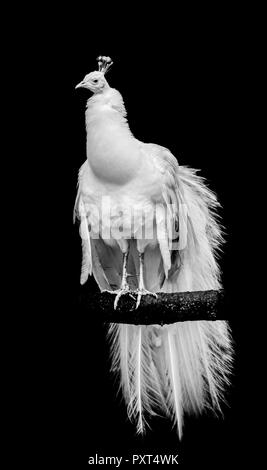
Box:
left=74, top=56, right=232, bottom=438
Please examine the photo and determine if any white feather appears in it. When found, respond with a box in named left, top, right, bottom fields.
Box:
left=164, top=328, right=183, bottom=437
left=155, top=204, right=171, bottom=277
left=78, top=198, right=92, bottom=284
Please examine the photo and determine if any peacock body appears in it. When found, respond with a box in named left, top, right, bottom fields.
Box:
left=74, top=56, right=232, bottom=437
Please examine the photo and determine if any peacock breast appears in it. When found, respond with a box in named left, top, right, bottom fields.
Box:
left=86, top=122, right=141, bottom=185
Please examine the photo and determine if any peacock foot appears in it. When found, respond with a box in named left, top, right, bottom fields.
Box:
left=103, top=286, right=135, bottom=310
left=135, top=289, right=158, bottom=310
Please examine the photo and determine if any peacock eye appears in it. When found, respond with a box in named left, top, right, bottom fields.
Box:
left=92, top=79, right=98, bottom=83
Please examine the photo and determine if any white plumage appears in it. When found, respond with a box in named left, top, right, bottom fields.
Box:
left=74, top=57, right=232, bottom=438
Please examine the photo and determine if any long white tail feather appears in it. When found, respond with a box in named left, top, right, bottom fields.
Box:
left=119, top=324, right=131, bottom=401
left=109, top=167, right=231, bottom=436
left=130, top=326, right=145, bottom=434
left=77, top=164, right=232, bottom=437
left=164, top=328, right=184, bottom=437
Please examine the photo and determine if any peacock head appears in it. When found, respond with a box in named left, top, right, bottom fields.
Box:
left=75, top=56, right=113, bottom=94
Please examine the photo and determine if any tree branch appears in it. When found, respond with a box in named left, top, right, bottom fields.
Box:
left=79, top=289, right=228, bottom=325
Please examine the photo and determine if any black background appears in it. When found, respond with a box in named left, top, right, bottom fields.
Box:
left=23, top=8, right=258, bottom=468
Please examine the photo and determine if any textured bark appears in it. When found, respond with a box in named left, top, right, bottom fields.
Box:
left=79, top=289, right=227, bottom=325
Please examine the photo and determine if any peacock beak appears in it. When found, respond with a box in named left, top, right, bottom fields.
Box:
left=75, top=81, right=86, bottom=89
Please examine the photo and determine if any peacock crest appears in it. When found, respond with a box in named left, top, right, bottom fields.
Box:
left=97, top=55, right=113, bottom=74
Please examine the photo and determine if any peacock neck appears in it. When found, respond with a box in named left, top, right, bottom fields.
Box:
left=85, top=93, right=141, bottom=185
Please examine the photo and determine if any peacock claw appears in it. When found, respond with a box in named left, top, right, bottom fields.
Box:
left=103, top=286, right=134, bottom=309
left=135, top=289, right=158, bottom=310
